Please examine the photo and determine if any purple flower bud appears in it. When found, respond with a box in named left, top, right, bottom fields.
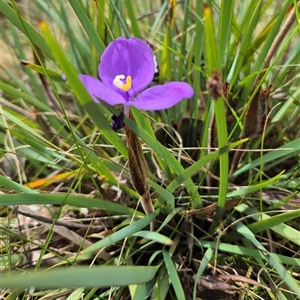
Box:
left=111, top=112, right=125, bottom=131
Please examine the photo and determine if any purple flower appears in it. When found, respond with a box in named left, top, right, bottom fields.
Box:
left=79, top=37, right=194, bottom=116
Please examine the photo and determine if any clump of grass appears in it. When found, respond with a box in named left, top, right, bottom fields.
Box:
left=1, top=0, right=299, bottom=299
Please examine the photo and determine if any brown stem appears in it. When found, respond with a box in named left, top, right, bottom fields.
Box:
left=124, top=111, right=155, bottom=230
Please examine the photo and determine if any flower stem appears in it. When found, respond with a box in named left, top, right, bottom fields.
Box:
left=124, top=110, right=155, bottom=230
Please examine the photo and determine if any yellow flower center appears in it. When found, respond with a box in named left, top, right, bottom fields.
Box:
left=113, top=75, right=132, bottom=92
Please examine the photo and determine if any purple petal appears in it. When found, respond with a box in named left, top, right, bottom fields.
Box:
left=99, top=37, right=155, bottom=97
left=79, top=75, right=126, bottom=106
left=132, top=82, right=194, bottom=110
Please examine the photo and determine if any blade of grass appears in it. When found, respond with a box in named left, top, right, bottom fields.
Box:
left=151, top=265, right=170, bottom=300
left=236, top=222, right=299, bottom=294
left=199, top=241, right=300, bottom=267
left=204, top=4, right=218, bottom=73
left=190, top=1, right=204, bottom=120
left=236, top=204, right=300, bottom=246
left=132, top=231, right=173, bottom=246
left=124, top=0, right=141, bottom=38
left=96, top=0, right=106, bottom=41
left=204, top=4, right=229, bottom=224
left=218, top=0, right=234, bottom=67
left=177, top=0, right=190, bottom=79
left=227, top=172, right=284, bottom=198
left=1, top=193, right=141, bottom=216
left=0, top=266, right=158, bottom=289
left=81, top=212, right=156, bottom=254
left=109, top=0, right=131, bottom=38
left=130, top=283, right=147, bottom=300
left=67, top=0, right=105, bottom=54
left=193, top=247, right=214, bottom=300
left=233, top=138, right=300, bottom=177
left=0, top=175, right=39, bottom=194
left=162, top=249, right=185, bottom=300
